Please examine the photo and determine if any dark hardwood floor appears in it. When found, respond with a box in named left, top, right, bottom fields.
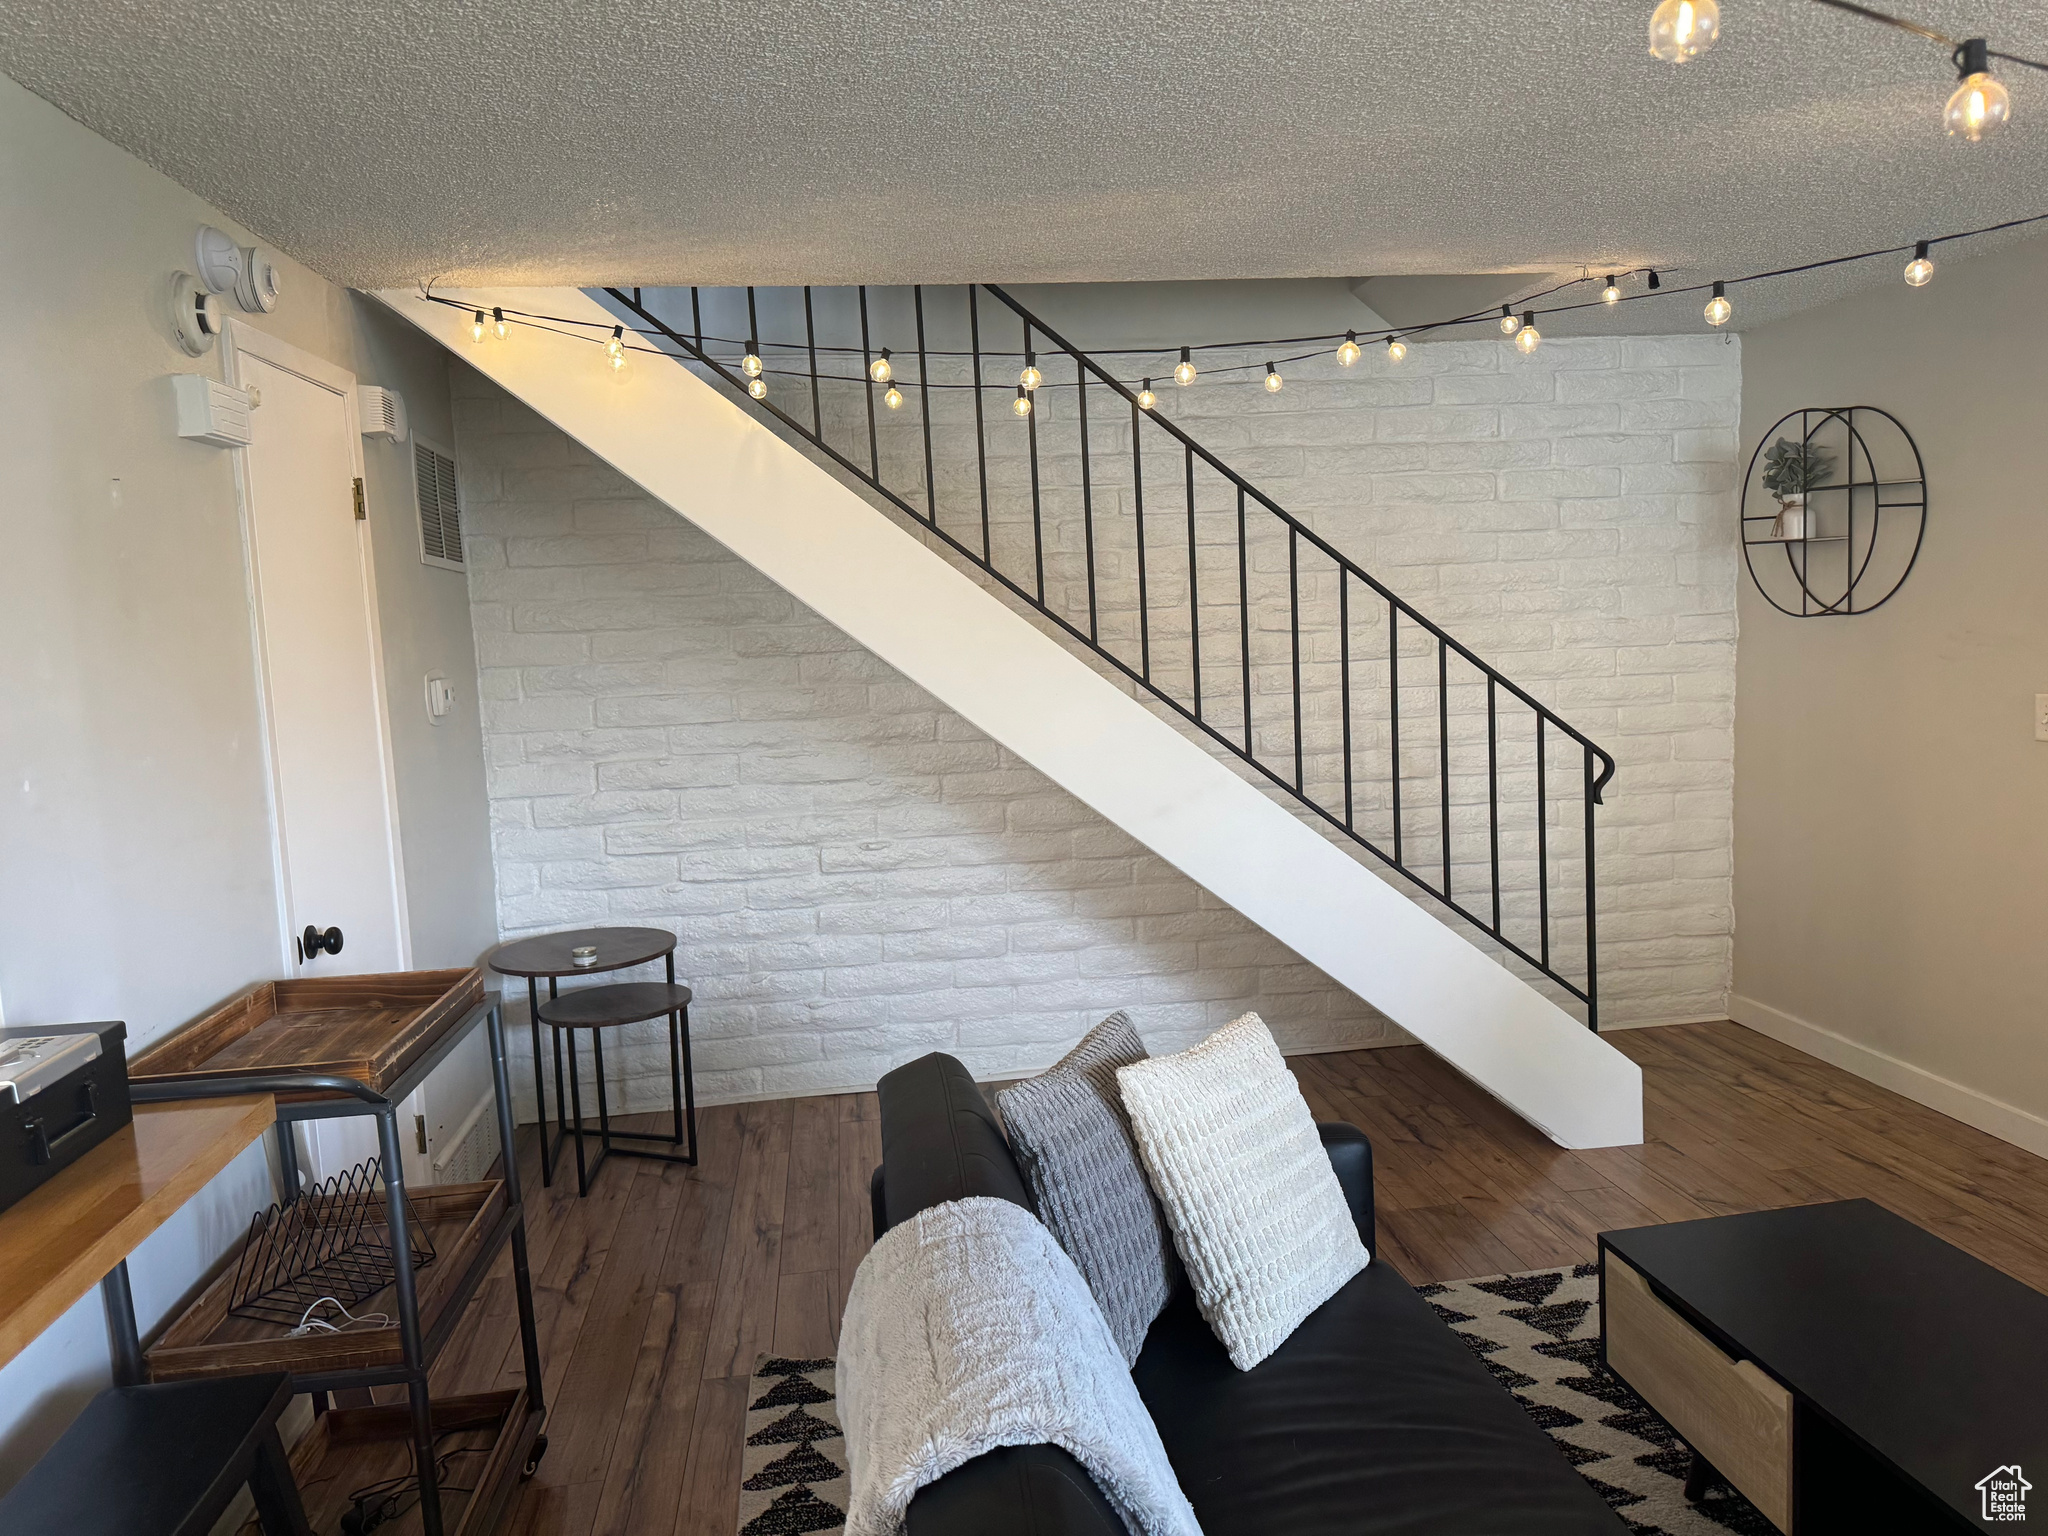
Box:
left=378, top=1021, right=2048, bottom=1536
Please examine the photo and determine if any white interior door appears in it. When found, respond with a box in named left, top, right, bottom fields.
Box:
left=227, top=324, right=412, bottom=1179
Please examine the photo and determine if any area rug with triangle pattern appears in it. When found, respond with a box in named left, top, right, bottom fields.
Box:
left=733, top=1264, right=1774, bottom=1535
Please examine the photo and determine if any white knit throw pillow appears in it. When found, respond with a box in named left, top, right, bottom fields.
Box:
left=1117, top=1013, right=1369, bottom=1370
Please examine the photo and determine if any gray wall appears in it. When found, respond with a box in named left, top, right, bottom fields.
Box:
left=0, top=73, right=492, bottom=1484
left=1735, top=232, right=2048, bottom=1152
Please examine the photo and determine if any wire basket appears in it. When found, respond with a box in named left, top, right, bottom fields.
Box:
left=227, top=1156, right=437, bottom=1327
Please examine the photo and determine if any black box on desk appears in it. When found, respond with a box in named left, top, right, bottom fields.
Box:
left=0, top=1022, right=132, bottom=1216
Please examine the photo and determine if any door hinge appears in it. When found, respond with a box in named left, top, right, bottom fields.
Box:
left=352, top=477, right=367, bottom=521
left=414, top=1113, right=428, bottom=1155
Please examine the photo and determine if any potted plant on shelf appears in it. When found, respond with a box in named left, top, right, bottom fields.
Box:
left=1759, top=437, right=1834, bottom=541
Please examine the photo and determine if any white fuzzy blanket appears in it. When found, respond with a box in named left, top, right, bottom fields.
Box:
left=837, top=1195, right=1203, bottom=1536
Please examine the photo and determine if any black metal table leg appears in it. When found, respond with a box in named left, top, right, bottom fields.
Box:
left=666, top=954, right=685, bottom=1147
left=249, top=1423, right=316, bottom=1536
left=526, top=976, right=552, bottom=1189
left=99, top=1261, right=144, bottom=1387
left=274, top=1121, right=301, bottom=1206
left=375, top=1106, right=442, bottom=1536
left=592, top=1029, right=614, bottom=1158
left=680, top=1004, right=698, bottom=1164
left=486, top=1005, right=547, bottom=1417
left=565, top=1029, right=591, bottom=1198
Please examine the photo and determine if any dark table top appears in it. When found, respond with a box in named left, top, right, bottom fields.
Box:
left=486, top=927, right=676, bottom=979
left=535, top=982, right=694, bottom=1028
left=1601, top=1199, right=2048, bottom=1528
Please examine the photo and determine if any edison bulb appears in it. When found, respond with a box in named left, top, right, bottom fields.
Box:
left=1945, top=71, right=2010, bottom=142
left=1648, top=0, right=1719, bottom=63
left=1386, top=337, right=1407, bottom=363
left=1012, top=388, right=1033, bottom=418
left=1136, top=380, right=1158, bottom=411
left=747, top=376, right=768, bottom=400
left=1514, top=321, right=1541, bottom=355
left=869, top=350, right=893, bottom=384
left=1174, top=347, right=1196, bottom=386
left=492, top=307, right=509, bottom=340
left=1602, top=277, right=1621, bottom=305
left=1499, top=307, right=1521, bottom=337
left=1264, top=366, right=1284, bottom=393
left=1019, top=357, right=1042, bottom=391
left=1704, top=282, right=1731, bottom=327
left=1336, top=332, right=1362, bottom=367
left=884, top=382, right=904, bottom=410
left=470, top=310, right=487, bottom=344
left=1904, top=243, right=1935, bottom=287
left=606, top=325, right=626, bottom=360
left=741, top=350, right=763, bottom=378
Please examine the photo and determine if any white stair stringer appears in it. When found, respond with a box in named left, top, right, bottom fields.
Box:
left=381, top=287, right=1642, bottom=1149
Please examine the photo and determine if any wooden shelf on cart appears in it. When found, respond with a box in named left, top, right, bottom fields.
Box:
left=145, top=1180, right=509, bottom=1382
left=257, top=1388, right=542, bottom=1536
left=131, top=969, right=485, bottom=1100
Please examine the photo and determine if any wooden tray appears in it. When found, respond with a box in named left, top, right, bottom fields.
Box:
left=131, top=968, right=485, bottom=1099
left=268, top=1388, right=541, bottom=1536
left=145, top=1180, right=508, bottom=1382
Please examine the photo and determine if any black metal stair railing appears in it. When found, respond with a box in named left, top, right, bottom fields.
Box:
left=604, top=284, right=1619, bottom=1028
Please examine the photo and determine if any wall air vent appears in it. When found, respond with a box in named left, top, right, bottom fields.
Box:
left=359, top=384, right=408, bottom=442
left=414, top=438, right=464, bottom=571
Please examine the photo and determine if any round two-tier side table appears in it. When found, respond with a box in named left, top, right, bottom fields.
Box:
left=486, top=927, right=694, bottom=1192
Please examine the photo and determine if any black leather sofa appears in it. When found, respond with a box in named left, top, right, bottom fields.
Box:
left=871, top=1052, right=1629, bottom=1536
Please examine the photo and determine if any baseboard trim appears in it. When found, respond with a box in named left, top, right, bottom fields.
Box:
left=1729, top=993, right=2048, bottom=1160
left=1597, top=1013, right=1731, bottom=1033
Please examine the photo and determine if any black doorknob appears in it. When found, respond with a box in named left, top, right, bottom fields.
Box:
left=302, top=925, right=345, bottom=960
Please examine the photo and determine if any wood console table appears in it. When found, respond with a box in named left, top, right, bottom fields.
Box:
left=0, top=1094, right=275, bottom=1380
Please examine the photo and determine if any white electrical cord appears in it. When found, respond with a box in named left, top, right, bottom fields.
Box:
left=288, top=1296, right=392, bottom=1337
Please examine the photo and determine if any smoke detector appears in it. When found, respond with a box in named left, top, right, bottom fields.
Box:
left=170, top=272, right=227, bottom=357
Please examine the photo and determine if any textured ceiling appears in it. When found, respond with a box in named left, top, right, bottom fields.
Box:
left=6, top=0, right=2048, bottom=330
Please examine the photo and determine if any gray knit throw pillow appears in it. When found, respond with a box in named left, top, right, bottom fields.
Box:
left=997, top=1013, right=1181, bottom=1364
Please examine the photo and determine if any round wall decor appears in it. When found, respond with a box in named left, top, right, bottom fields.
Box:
left=1740, top=406, right=1926, bottom=617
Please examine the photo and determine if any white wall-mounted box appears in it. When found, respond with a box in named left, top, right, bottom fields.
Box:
left=170, top=373, right=254, bottom=447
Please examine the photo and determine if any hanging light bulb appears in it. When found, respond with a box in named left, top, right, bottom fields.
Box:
left=741, top=342, right=763, bottom=378
left=492, top=307, right=509, bottom=341
left=1499, top=305, right=1521, bottom=336
left=1174, top=346, right=1197, bottom=386
left=1648, top=0, right=1720, bottom=63
left=1136, top=379, right=1158, bottom=411
left=1386, top=336, right=1407, bottom=363
left=1012, top=386, right=1033, bottom=418
left=1945, top=40, right=2010, bottom=142
left=1603, top=275, right=1622, bottom=305
left=1704, top=281, right=1732, bottom=327
left=1019, top=352, right=1042, bottom=392
left=1336, top=330, right=1362, bottom=367
left=470, top=309, right=487, bottom=344
left=869, top=348, right=894, bottom=384
left=1514, top=315, right=1541, bottom=354
left=748, top=376, right=768, bottom=400
left=606, top=325, right=630, bottom=377
left=1904, top=241, right=1936, bottom=287
left=1264, top=363, right=1284, bottom=393
left=1647, top=270, right=1662, bottom=290
left=884, top=381, right=905, bottom=410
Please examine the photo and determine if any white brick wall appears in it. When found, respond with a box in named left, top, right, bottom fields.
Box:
left=454, top=326, right=1739, bottom=1113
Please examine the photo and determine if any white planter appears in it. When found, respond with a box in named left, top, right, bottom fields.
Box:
left=1770, top=493, right=1807, bottom=542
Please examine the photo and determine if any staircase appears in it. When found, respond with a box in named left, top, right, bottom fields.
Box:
left=378, top=284, right=1642, bottom=1149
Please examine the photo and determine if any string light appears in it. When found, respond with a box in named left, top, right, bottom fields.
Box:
left=1603, top=276, right=1622, bottom=304
left=869, top=348, right=894, bottom=383
left=492, top=307, right=508, bottom=340
left=1648, top=270, right=1661, bottom=289
left=606, top=325, right=629, bottom=376
left=1904, top=241, right=1935, bottom=286
left=742, top=343, right=763, bottom=378
left=1019, top=352, right=1042, bottom=391
left=1174, top=347, right=1197, bottom=386
left=1336, top=330, right=1362, bottom=367
left=884, top=381, right=905, bottom=409
left=1704, top=280, right=1732, bottom=326
left=470, top=309, right=487, bottom=344
left=1013, top=386, right=1033, bottom=418
left=1945, top=39, right=2011, bottom=141
left=748, top=376, right=767, bottom=400
left=1648, top=0, right=1720, bottom=62
left=1264, top=363, right=1284, bottom=393
left=1499, top=305, right=1521, bottom=337
left=1514, top=315, right=1541, bottom=354
left=1386, top=336, right=1407, bottom=363
left=1136, top=379, right=1158, bottom=410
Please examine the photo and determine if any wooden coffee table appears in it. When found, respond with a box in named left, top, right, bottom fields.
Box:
left=1600, top=1200, right=2048, bottom=1533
